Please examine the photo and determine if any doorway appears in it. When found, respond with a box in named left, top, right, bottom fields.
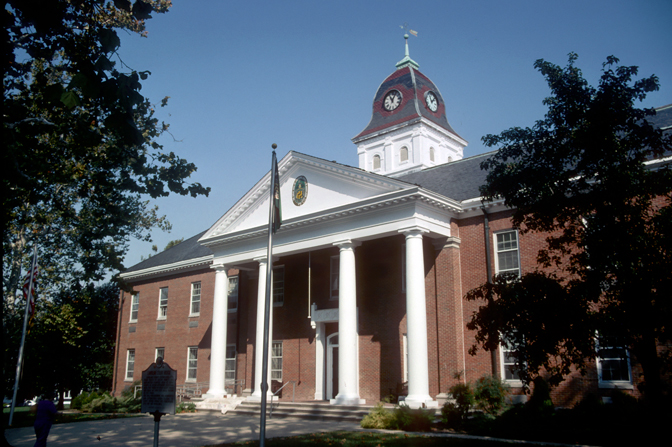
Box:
left=326, top=333, right=339, bottom=399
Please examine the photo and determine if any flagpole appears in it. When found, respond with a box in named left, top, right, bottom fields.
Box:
left=9, top=246, right=38, bottom=426
left=260, top=144, right=280, bottom=447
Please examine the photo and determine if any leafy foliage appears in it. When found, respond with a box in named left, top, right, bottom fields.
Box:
left=473, top=375, right=509, bottom=416
left=176, top=402, right=196, bottom=413
left=360, top=402, right=434, bottom=432
left=467, top=54, right=672, bottom=397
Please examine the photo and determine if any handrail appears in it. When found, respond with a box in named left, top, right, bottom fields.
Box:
left=269, top=381, right=296, bottom=417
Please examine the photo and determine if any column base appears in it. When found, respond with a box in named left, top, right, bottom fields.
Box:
left=202, top=391, right=228, bottom=400
left=403, top=395, right=439, bottom=409
left=330, top=395, right=365, bottom=406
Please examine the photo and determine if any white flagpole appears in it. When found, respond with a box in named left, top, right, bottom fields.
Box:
left=9, top=246, right=38, bottom=426
left=259, top=145, right=279, bottom=447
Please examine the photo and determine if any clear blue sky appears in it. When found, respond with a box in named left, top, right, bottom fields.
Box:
left=117, top=0, right=672, bottom=267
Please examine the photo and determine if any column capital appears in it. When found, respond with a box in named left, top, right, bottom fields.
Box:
left=398, top=226, right=430, bottom=238
left=211, top=263, right=228, bottom=272
left=333, top=239, right=361, bottom=250
left=253, top=255, right=278, bottom=265
left=433, top=236, right=461, bottom=251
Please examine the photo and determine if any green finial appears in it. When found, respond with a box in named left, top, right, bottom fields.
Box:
left=396, top=32, right=419, bottom=69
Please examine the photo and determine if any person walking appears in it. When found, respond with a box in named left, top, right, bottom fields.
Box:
left=33, top=393, right=58, bottom=447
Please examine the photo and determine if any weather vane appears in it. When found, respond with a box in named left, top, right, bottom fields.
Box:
left=399, top=23, right=418, bottom=37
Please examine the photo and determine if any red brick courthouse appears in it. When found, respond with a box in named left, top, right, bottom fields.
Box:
left=112, top=39, right=672, bottom=408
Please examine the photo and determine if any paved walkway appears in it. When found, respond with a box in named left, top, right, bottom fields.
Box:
left=5, top=413, right=362, bottom=447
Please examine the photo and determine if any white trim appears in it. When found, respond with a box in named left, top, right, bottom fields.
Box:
left=494, top=230, right=521, bottom=277
left=157, top=287, right=168, bottom=320
left=125, top=349, right=135, bottom=381
left=186, top=346, right=198, bottom=382
left=499, top=339, right=523, bottom=388
left=271, top=341, right=283, bottom=382
left=228, top=275, right=239, bottom=313
left=155, top=347, right=165, bottom=362
left=129, top=293, right=139, bottom=323
left=189, top=282, right=201, bottom=317
left=326, top=333, right=339, bottom=400
left=596, top=334, right=633, bottom=389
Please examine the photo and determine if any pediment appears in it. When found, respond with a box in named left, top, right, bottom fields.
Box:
left=201, top=151, right=412, bottom=241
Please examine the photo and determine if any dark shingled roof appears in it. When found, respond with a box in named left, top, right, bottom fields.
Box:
left=353, top=66, right=462, bottom=141
left=397, top=151, right=493, bottom=202
left=123, top=230, right=211, bottom=274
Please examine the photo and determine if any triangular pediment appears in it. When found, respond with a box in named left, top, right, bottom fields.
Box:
left=201, top=152, right=413, bottom=241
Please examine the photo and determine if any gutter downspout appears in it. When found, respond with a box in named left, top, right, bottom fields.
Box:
left=482, top=206, right=500, bottom=378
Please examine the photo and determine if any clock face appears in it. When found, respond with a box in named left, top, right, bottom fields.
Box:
left=425, top=91, right=438, bottom=112
left=383, top=90, right=402, bottom=111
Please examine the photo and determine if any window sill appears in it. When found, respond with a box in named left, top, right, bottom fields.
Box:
left=157, top=317, right=167, bottom=321
left=504, top=380, right=524, bottom=388
left=124, top=378, right=134, bottom=382
left=185, top=379, right=197, bottom=383
left=598, top=382, right=634, bottom=389
left=129, top=320, right=137, bottom=324
left=189, top=314, right=200, bottom=318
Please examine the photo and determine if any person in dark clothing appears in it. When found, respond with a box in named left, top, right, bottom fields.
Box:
left=33, top=394, right=58, bottom=447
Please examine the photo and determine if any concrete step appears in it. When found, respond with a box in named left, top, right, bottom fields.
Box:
left=229, top=401, right=374, bottom=422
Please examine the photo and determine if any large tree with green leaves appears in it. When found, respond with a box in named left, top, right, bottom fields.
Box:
left=2, top=0, right=209, bottom=399
left=466, top=54, right=671, bottom=401
left=3, top=0, right=209, bottom=294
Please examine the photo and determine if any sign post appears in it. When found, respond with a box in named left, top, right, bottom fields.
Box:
left=141, top=358, right=177, bottom=447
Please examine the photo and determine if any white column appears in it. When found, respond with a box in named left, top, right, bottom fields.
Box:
left=205, top=264, right=228, bottom=398
left=248, top=257, right=274, bottom=401
left=401, top=228, right=437, bottom=408
left=314, top=321, right=325, bottom=400
left=331, top=240, right=364, bottom=405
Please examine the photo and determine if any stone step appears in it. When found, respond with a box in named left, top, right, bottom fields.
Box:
left=229, top=401, right=374, bottom=422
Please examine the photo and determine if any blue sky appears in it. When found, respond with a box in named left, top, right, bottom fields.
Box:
left=118, top=0, right=672, bottom=267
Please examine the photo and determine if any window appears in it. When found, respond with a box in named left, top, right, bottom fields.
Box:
left=495, top=231, right=520, bottom=276
left=500, top=337, right=522, bottom=384
left=330, top=256, right=339, bottom=300
left=373, top=154, right=381, bottom=170
left=596, top=334, right=632, bottom=388
left=271, top=341, right=283, bottom=381
left=273, top=267, right=284, bottom=306
left=125, top=349, right=135, bottom=381
left=187, top=347, right=198, bottom=381
left=155, top=347, right=165, bottom=362
left=130, top=293, right=139, bottom=322
left=228, top=276, right=239, bottom=312
left=400, top=146, right=409, bottom=163
left=190, top=282, right=201, bottom=316
left=158, top=287, right=168, bottom=319
left=430, top=147, right=435, bottom=162
left=225, top=345, right=236, bottom=381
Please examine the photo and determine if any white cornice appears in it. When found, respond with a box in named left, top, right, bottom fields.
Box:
left=119, top=255, right=213, bottom=282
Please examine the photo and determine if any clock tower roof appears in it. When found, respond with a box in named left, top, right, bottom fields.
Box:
left=353, top=38, right=462, bottom=143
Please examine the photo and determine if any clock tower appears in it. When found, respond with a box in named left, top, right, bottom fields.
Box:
left=353, top=35, right=467, bottom=177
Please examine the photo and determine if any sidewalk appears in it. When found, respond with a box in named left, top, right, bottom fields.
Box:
left=5, top=413, right=362, bottom=447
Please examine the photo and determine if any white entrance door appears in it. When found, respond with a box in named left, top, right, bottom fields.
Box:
left=326, top=333, right=339, bottom=400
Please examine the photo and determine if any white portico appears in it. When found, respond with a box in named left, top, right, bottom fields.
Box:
left=199, top=152, right=461, bottom=407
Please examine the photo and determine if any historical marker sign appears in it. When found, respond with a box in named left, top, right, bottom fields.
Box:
left=141, top=358, right=177, bottom=415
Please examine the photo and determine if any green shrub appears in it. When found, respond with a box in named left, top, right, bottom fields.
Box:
left=361, top=402, right=395, bottom=429
left=450, top=382, right=474, bottom=420
left=120, top=381, right=142, bottom=400
left=474, top=375, right=509, bottom=416
left=526, top=377, right=553, bottom=415
left=441, top=402, right=463, bottom=428
left=176, top=402, right=196, bottom=413
left=393, top=404, right=434, bottom=432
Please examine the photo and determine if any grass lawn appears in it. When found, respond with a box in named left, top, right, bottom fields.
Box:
left=202, top=431, right=515, bottom=447
left=3, top=406, right=143, bottom=429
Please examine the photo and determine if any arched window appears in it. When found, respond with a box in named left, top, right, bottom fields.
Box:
left=429, top=147, right=435, bottom=162
left=373, top=154, right=381, bottom=170
left=400, top=146, right=409, bottom=163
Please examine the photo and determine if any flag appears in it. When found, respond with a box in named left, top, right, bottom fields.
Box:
left=271, top=153, right=282, bottom=233
left=409, top=29, right=418, bottom=37
left=22, top=260, right=38, bottom=329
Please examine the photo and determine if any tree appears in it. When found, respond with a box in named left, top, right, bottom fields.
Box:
left=466, top=54, right=672, bottom=401
left=2, top=0, right=210, bottom=301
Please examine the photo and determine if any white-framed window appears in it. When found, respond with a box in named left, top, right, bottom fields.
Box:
left=373, top=154, right=381, bottom=171
left=155, top=347, right=165, bottom=362
left=125, top=349, right=135, bottom=381
left=190, top=282, right=201, bottom=316
left=225, top=345, right=236, bottom=381
left=495, top=230, right=521, bottom=277
left=271, top=341, right=283, bottom=382
left=330, top=256, right=339, bottom=300
left=400, top=146, right=409, bottom=163
left=158, top=287, right=168, bottom=319
left=596, top=334, right=632, bottom=388
left=500, top=337, right=523, bottom=386
left=273, top=267, right=284, bottom=306
left=228, top=276, right=239, bottom=313
left=187, top=347, right=198, bottom=381
left=130, top=293, right=139, bottom=322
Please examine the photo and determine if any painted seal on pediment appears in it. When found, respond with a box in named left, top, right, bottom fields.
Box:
left=292, top=176, right=308, bottom=206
